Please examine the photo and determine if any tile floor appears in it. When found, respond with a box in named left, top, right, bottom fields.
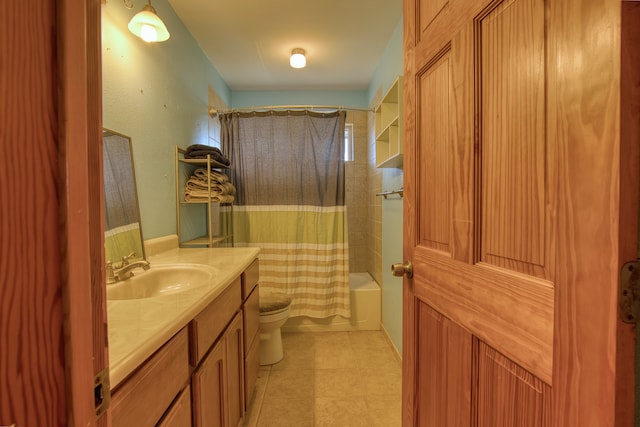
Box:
left=243, top=331, right=402, bottom=427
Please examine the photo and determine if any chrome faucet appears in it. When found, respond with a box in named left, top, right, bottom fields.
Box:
left=105, top=252, right=150, bottom=284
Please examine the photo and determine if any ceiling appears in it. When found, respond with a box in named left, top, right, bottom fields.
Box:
left=167, top=0, right=403, bottom=91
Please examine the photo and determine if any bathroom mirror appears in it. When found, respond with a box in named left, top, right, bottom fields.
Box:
left=103, top=129, right=146, bottom=265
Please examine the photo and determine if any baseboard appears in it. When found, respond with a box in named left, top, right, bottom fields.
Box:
left=380, top=322, right=402, bottom=363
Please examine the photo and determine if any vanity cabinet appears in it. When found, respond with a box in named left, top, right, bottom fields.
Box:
left=241, top=259, right=260, bottom=407
left=175, top=146, right=234, bottom=248
left=111, top=328, right=190, bottom=427
left=110, top=258, right=260, bottom=427
left=375, top=76, right=403, bottom=168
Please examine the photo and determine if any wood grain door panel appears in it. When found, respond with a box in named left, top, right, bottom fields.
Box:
left=476, top=341, right=551, bottom=427
left=418, top=50, right=452, bottom=254
left=413, top=251, right=553, bottom=383
left=479, top=0, right=548, bottom=279
left=404, top=0, right=631, bottom=424
left=412, top=0, right=553, bottom=384
left=416, top=301, right=472, bottom=426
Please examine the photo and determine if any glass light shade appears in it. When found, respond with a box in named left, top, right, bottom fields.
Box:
left=290, top=49, right=306, bottom=69
left=128, top=5, right=170, bottom=43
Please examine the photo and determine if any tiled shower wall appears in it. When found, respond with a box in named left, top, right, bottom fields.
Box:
left=345, top=111, right=370, bottom=272
left=337, top=107, right=384, bottom=281
left=368, top=91, right=384, bottom=285
left=344, top=103, right=383, bottom=282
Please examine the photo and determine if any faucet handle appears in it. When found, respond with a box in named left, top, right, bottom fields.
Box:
left=105, top=261, right=117, bottom=284
left=121, top=252, right=137, bottom=266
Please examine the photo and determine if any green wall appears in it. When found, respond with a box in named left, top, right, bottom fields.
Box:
left=102, top=0, right=229, bottom=241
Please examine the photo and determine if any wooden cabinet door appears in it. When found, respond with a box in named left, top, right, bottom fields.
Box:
left=226, top=312, right=245, bottom=427
left=192, top=338, right=226, bottom=427
left=243, top=286, right=260, bottom=407
left=403, top=0, right=633, bottom=425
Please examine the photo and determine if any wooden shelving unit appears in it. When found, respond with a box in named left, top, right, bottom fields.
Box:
left=375, top=76, right=403, bottom=168
left=175, top=146, right=233, bottom=247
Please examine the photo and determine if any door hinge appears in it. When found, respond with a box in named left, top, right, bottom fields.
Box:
left=94, top=368, right=111, bottom=418
left=620, top=259, right=640, bottom=323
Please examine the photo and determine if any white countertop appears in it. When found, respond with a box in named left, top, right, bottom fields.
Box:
left=107, top=247, right=260, bottom=388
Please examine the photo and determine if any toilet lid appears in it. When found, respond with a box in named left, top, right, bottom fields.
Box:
left=259, top=291, right=292, bottom=314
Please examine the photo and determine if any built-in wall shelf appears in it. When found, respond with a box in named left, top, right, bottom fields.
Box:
left=375, top=76, right=403, bottom=169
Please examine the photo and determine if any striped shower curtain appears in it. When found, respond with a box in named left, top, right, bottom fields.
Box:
left=220, top=110, right=350, bottom=318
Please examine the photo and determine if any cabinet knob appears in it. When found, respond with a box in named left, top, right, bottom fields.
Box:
left=391, top=261, right=413, bottom=278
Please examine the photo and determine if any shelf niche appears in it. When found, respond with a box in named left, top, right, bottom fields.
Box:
left=375, top=76, right=403, bottom=169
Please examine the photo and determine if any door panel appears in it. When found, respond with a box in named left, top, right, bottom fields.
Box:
left=416, top=302, right=472, bottom=426
left=476, top=341, right=551, bottom=426
left=404, top=0, right=629, bottom=424
left=419, top=51, right=452, bottom=254
left=421, top=0, right=449, bottom=34
left=413, top=250, right=553, bottom=382
left=480, top=0, right=547, bottom=278
left=413, top=0, right=553, bottom=384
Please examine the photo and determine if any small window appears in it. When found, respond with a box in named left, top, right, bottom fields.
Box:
left=209, top=113, right=222, bottom=149
left=344, top=123, right=354, bottom=161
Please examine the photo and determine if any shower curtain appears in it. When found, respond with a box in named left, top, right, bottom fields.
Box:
left=220, top=110, right=350, bottom=318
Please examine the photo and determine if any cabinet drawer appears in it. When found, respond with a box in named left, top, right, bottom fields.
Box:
left=157, top=385, right=192, bottom=427
left=111, top=328, right=189, bottom=427
left=190, top=277, right=242, bottom=365
left=243, top=285, right=260, bottom=351
left=242, top=259, right=259, bottom=299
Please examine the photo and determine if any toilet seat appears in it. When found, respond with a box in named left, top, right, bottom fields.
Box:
left=259, top=292, right=292, bottom=315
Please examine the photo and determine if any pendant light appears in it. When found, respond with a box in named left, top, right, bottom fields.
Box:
left=128, top=0, right=170, bottom=43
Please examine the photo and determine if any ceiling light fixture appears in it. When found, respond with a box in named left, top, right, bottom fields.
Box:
left=290, top=48, right=306, bottom=69
left=127, top=0, right=170, bottom=43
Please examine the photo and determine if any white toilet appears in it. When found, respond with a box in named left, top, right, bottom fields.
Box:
left=259, top=291, right=292, bottom=365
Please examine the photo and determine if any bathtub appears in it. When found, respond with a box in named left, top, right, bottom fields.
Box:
left=281, top=272, right=381, bottom=332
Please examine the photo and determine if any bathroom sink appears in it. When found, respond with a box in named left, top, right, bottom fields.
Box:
left=107, top=264, right=218, bottom=300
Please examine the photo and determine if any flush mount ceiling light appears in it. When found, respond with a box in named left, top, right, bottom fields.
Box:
left=127, top=0, right=170, bottom=43
left=290, top=48, right=306, bottom=69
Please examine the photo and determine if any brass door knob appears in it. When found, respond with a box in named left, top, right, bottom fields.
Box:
left=391, top=261, right=413, bottom=278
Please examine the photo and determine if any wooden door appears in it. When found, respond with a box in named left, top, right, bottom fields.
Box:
left=402, top=0, right=636, bottom=425
left=1, top=0, right=106, bottom=425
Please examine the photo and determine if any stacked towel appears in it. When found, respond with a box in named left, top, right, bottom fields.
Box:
left=184, top=144, right=230, bottom=166
left=185, top=168, right=236, bottom=203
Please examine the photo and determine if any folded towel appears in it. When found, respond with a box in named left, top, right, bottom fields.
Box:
left=193, top=168, right=229, bottom=184
left=184, top=193, right=235, bottom=203
left=185, top=144, right=221, bottom=155
left=187, top=182, right=235, bottom=192
left=185, top=180, right=236, bottom=195
left=184, top=167, right=236, bottom=203
left=184, top=144, right=230, bottom=166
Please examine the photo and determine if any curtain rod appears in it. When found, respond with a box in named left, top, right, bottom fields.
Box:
left=208, top=104, right=373, bottom=117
